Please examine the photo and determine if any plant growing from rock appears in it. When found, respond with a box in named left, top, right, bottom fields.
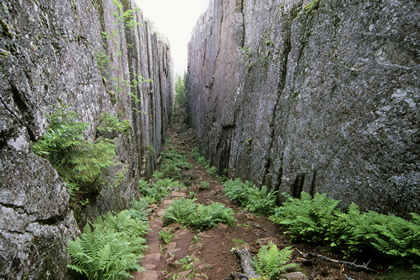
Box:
left=32, top=104, right=125, bottom=200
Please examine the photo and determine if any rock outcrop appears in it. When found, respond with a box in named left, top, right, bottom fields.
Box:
left=0, top=0, right=173, bottom=278
left=187, top=0, right=419, bottom=214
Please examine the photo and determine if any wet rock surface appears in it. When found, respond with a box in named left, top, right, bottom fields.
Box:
left=0, top=0, right=173, bottom=278
left=187, top=0, right=419, bottom=214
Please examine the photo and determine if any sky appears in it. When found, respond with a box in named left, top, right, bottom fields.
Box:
left=134, top=0, right=211, bottom=76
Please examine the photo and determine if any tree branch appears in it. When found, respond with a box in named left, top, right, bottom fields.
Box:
left=295, top=248, right=379, bottom=274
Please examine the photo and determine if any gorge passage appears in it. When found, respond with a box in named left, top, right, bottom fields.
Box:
left=0, top=0, right=419, bottom=279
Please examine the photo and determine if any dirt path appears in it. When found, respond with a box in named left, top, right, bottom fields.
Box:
left=131, top=121, right=379, bottom=280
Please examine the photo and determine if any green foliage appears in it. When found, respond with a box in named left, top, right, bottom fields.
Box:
left=32, top=104, right=117, bottom=196
left=326, top=204, right=420, bottom=263
left=112, top=0, right=142, bottom=30
left=139, top=178, right=184, bottom=203
left=191, top=147, right=222, bottom=178
left=269, top=192, right=420, bottom=266
left=269, top=192, right=339, bottom=243
left=303, top=0, right=319, bottom=14
left=67, top=199, right=150, bottom=279
left=206, top=166, right=218, bottom=176
left=192, top=147, right=210, bottom=168
left=153, top=147, right=191, bottom=180
left=175, top=255, right=197, bottom=271
left=159, top=228, right=174, bottom=244
left=253, top=243, right=297, bottom=279
left=223, top=178, right=277, bottom=216
left=163, top=198, right=236, bottom=230
left=199, top=181, right=210, bottom=190
left=96, top=50, right=111, bottom=73
left=174, top=74, right=186, bottom=110
left=97, top=112, right=130, bottom=136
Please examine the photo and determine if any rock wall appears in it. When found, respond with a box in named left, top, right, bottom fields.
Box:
left=0, top=0, right=173, bottom=278
left=187, top=0, right=419, bottom=214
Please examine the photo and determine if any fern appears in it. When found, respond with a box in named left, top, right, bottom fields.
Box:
left=67, top=199, right=150, bottom=279
left=269, top=192, right=340, bottom=243
left=223, top=179, right=277, bottom=216
left=163, top=198, right=236, bottom=230
left=163, top=198, right=198, bottom=226
left=32, top=104, right=120, bottom=198
left=195, top=202, right=237, bottom=230
left=271, top=192, right=420, bottom=267
left=253, top=242, right=298, bottom=279
left=364, top=211, right=420, bottom=260
left=152, top=147, right=191, bottom=179
left=326, top=202, right=368, bottom=255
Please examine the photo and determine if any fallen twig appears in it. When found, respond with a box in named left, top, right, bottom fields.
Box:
left=295, top=248, right=379, bottom=274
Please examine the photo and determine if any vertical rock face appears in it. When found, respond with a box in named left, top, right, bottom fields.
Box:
left=0, top=0, right=173, bottom=279
left=187, top=0, right=419, bottom=214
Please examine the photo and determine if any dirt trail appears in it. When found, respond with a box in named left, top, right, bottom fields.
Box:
left=131, top=121, right=378, bottom=280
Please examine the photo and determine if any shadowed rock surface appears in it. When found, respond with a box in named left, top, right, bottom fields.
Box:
left=187, top=0, right=419, bottom=214
left=0, top=0, right=173, bottom=278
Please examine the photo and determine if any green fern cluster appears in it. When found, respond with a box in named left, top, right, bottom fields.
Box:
left=223, top=178, right=277, bottom=216
left=327, top=203, right=420, bottom=262
left=191, top=147, right=208, bottom=166
left=191, top=146, right=220, bottom=176
left=163, top=198, right=236, bottom=230
left=32, top=104, right=129, bottom=198
left=253, top=242, right=297, bottom=279
left=152, top=146, right=192, bottom=180
left=32, top=103, right=129, bottom=198
left=269, top=192, right=420, bottom=266
left=139, top=178, right=184, bottom=204
left=269, top=192, right=339, bottom=243
left=67, top=199, right=150, bottom=279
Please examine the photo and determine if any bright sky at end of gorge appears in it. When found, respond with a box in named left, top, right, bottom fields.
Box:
left=135, top=0, right=210, bottom=76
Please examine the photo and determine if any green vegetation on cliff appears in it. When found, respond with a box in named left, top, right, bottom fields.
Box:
left=32, top=103, right=129, bottom=203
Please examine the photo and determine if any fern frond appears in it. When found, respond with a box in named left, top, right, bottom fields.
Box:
left=253, top=243, right=298, bottom=279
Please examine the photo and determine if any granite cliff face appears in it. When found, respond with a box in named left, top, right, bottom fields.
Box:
left=0, top=0, right=173, bottom=278
left=187, top=0, right=419, bottom=214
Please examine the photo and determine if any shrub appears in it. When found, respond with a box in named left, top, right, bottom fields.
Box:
left=223, top=178, right=277, bottom=216
left=67, top=199, right=150, bottom=279
left=163, top=198, right=236, bottom=230
left=253, top=242, right=297, bottom=279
